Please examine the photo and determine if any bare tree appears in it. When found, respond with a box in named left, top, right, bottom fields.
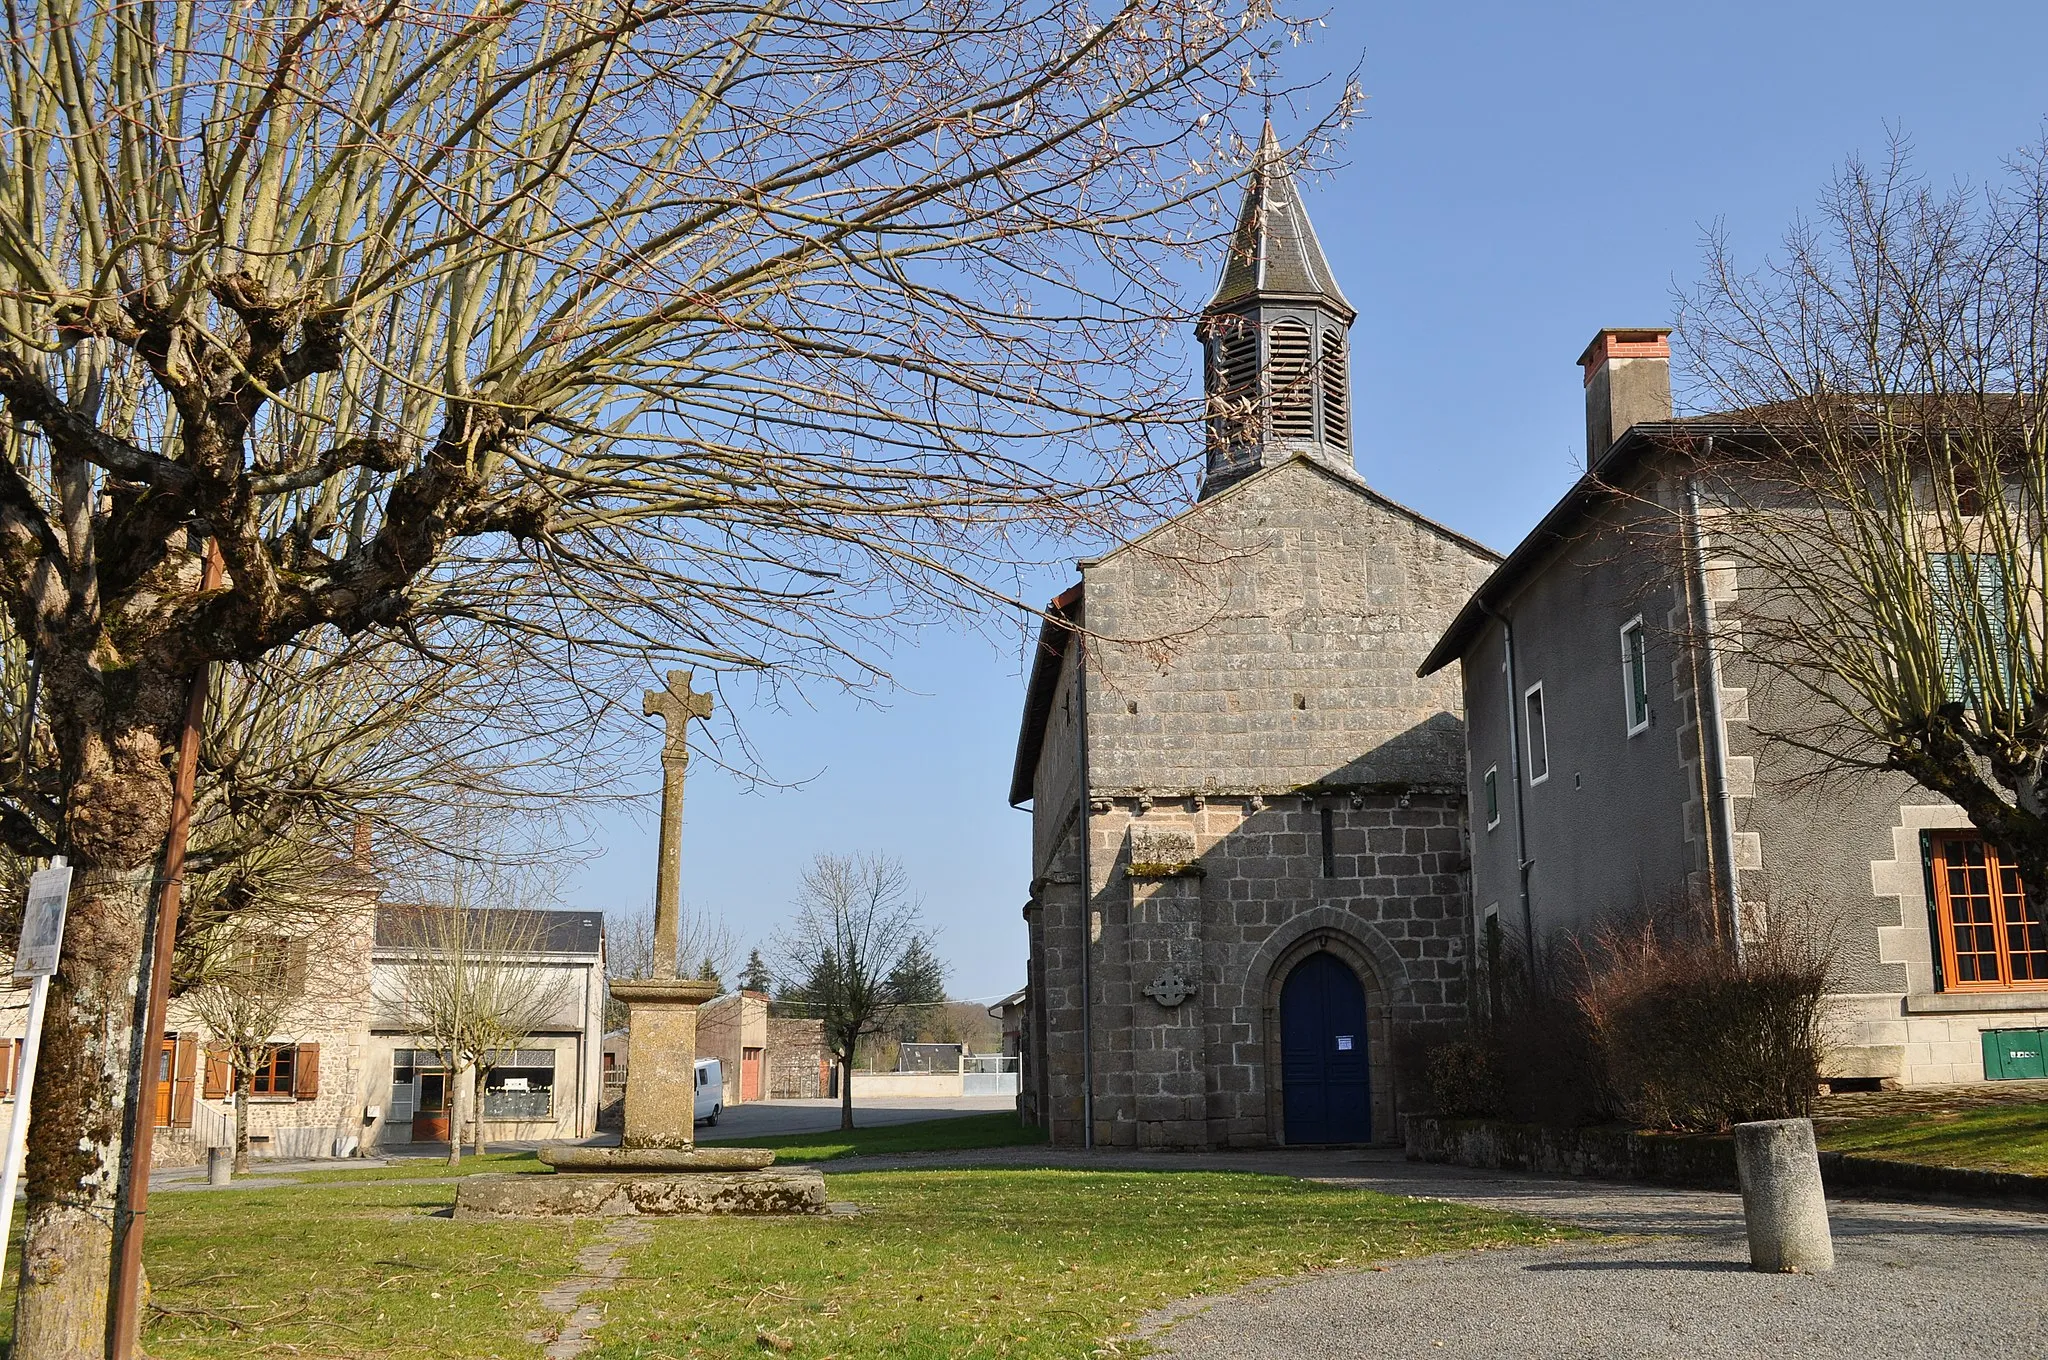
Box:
left=604, top=897, right=737, bottom=1028
left=0, top=1, right=1340, bottom=1340
left=774, top=853, right=924, bottom=1131
left=1677, top=133, right=2048, bottom=930
left=183, top=928, right=318, bottom=1174
left=375, top=905, right=572, bottom=1166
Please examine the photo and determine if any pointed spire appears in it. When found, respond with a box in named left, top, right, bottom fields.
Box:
left=1205, top=122, right=1353, bottom=319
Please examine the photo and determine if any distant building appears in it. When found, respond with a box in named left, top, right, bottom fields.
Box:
left=615, top=989, right=833, bottom=1105
left=1010, top=127, right=1499, bottom=1149
left=697, top=989, right=768, bottom=1106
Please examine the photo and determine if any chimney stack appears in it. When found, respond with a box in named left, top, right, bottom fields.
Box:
left=1578, top=328, right=1672, bottom=462
left=352, top=816, right=373, bottom=865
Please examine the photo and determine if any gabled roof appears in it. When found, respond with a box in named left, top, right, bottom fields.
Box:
left=1009, top=457, right=1499, bottom=806
left=1206, top=122, right=1355, bottom=319
left=1007, top=583, right=1082, bottom=807
left=374, top=905, right=605, bottom=957
left=1096, top=453, right=1499, bottom=573
left=1417, top=415, right=1789, bottom=676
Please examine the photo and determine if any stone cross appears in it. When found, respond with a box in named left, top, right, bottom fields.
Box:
left=642, top=670, right=715, bottom=979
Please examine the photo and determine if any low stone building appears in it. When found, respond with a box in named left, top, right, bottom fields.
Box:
left=697, top=989, right=768, bottom=1107
left=1010, top=129, right=1499, bottom=1148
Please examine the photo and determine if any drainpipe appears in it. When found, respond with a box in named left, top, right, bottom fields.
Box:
left=1480, top=602, right=1536, bottom=958
left=1683, top=449, right=1746, bottom=959
left=1072, top=632, right=1096, bottom=1148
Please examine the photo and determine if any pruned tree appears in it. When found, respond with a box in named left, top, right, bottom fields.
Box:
left=1677, top=133, right=2048, bottom=941
left=0, top=0, right=1341, bottom=1341
left=375, top=905, right=571, bottom=1165
left=183, top=928, right=318, bottom=1173
left=774, top=853, right=924, bottom=1130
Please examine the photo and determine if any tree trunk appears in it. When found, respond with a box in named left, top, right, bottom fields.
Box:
left=471, top=1069, right=486, bottom=1155
left=839, top=1055, right=854, bottom=1131
left=234, top=1078, right=252, bottom=1175
left=13, top=861, right=162, bottom=1360
left=446, top=1064, right=466, bottom=1168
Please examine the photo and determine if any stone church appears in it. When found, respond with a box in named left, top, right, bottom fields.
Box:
left=1009, top=129, right=1500, bottom=1148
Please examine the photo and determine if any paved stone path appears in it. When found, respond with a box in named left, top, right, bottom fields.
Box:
left=533, top=1219, right=648, bottom=1360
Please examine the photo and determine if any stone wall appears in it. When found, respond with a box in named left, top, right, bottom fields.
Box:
left=1057, top=791, right=1470, bottom=1148
left=1019, top=457, right=1498, bottom=1149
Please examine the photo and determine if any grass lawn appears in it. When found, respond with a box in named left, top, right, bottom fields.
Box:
left=697, top=1110, right=1046, bottom=1162
left=1818, top=1102, right=2048, bottom=1176
left=0, top=1157, right=1575, bottom=1358
left=587, top=1168, right=1575, bottom=1360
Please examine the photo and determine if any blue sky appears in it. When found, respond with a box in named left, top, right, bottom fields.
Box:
left=558, top=2, right=2048, bottom=1001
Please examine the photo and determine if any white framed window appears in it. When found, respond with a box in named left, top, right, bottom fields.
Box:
left=1524, top=682, right=1550, bottom=785
left=1620, top=617, right=1650, bottom=736
left=1483, top=766, right=1500, bottom=830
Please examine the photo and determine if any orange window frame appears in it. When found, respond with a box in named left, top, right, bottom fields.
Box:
left=1928, top=833, right=2048, bottom=990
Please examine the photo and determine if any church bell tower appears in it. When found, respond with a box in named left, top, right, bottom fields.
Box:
left=1199, top=122, right=1357, bottom=499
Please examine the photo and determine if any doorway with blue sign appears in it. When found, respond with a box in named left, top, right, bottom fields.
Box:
left=1279, top=950, right=1371, bottom=1144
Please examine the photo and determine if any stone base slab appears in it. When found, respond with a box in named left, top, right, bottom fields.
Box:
left=453, top=1169, right=828, bottom=1219
left=540, top=1146, right=775, bottom=1173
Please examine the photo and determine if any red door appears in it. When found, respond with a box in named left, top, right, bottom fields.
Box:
left=741, top=1048, right=763, bottom=1102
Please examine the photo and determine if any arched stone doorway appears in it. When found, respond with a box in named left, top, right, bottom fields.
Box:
left=1278, top=951, right=1372, bottom=1144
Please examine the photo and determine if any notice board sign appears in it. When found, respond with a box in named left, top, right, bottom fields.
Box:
left=15, top=864, right=71, bottom=979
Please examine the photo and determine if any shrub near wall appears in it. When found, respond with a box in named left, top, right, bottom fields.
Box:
left=1574, top=921, right=1828, bottom=1132
left=1427, top=907, right=1830, bottom=1134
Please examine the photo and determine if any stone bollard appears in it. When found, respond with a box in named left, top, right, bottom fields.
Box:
left=207, top=1147, right=232, bottom=1187
left=1732, top=1118, right=1833, bottom=1273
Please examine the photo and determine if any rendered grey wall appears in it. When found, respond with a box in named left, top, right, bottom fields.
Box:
left=1461, top=484, right=1701, bottom=952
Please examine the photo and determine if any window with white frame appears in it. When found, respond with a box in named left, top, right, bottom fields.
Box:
left=1483, top=766, right=1500, bottom=829
left=1620, top=617, right=1650, bottom=736
left=1524, top=683, right=1549, bottom=784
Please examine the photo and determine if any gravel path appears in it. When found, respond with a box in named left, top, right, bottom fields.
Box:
left=1142, top=1219, right=2048, bottom=1360
left=805, top=1144, right=2048, bottom=1359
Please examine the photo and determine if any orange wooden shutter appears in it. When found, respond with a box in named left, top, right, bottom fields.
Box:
left=201, top=1045, right=230, bottom=1100
left=170, top=1034, right=198, bottom=1129
left=292, top=1043, right=320, bottom=1100
left=0, top=1037, right=14, bottom=1098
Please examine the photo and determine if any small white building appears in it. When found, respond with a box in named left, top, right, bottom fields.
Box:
left=365, top=906, right=608, bottom=1148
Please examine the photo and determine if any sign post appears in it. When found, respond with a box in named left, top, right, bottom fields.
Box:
left=0, top=856, right=72, bottom=1252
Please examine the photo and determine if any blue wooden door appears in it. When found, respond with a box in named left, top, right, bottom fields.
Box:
left=1280, top=952, right=1371, bottom=1143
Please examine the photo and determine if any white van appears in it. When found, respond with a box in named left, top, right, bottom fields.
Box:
left=694, top=1058, right=722, bottom=1126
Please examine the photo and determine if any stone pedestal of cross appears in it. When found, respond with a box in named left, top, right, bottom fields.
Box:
left=609, top=670, right=721, bottom=1152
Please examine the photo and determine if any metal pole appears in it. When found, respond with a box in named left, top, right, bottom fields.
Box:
left=1071, top=631, right=1094, bottom=1150
left=108, top=538, right=223, bottom=1360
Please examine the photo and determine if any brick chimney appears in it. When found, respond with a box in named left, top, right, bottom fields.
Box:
left=1578, top=328, right=1672, bottom=462
left=352, top=816, right=373, bottom=865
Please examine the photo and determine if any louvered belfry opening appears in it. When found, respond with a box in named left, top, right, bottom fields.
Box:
left=1269, top=319, right=1315, bottom=441
left=1205, top=312, right=1262, bottom=457
left=1320, top=326, right=1349, bottom=448
left=1196, top=121, right=1356, bottom=499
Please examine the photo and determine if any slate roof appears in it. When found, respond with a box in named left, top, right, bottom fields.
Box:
left=373, top=905, right=605, bottom=957
left=1416, top=412, right=1819, bottom=676
left=1206, top=121, right=1354, bottom=318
